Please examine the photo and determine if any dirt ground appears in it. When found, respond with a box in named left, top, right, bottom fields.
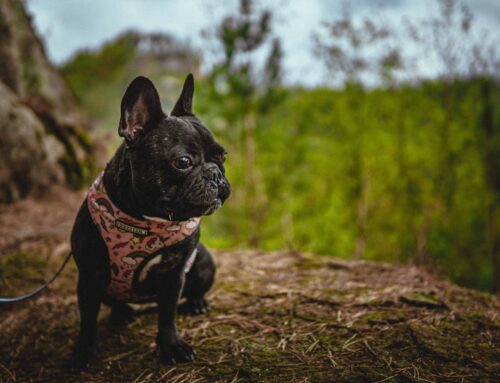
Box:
left=0, top=188, right=499, bottom=382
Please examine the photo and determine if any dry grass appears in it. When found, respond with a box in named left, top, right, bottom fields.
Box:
left=0, top=190, right=499, bottom=382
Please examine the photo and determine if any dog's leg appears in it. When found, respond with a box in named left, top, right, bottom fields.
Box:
left=102, top=294, right=136, bottom=326
left=68, top=273, right=102, bottom=371
left=156, top=267, right=195, bottom=364
left=178, top=243, right=215, bottom=315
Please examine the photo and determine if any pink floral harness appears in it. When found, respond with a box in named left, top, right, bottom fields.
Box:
left=87, top=173, right=200, bottom=302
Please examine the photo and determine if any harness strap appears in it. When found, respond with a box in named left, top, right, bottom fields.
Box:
left=0, top=251, right=72, bottom=303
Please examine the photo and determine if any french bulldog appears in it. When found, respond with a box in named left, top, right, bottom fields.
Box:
left=68, top=74, right=230, bottom=371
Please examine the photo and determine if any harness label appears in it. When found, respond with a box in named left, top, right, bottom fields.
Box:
left=115, top=220, right=149, bottom=236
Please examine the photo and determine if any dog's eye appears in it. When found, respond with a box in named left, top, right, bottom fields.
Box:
left=173, top=156, right=193, bottom=170
left=219, top=152, right=227, bottom=163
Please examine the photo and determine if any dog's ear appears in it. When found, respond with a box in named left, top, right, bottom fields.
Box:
left=118, top=76, right=164, bottom=143
left=171, top=74, right=194, bottom=117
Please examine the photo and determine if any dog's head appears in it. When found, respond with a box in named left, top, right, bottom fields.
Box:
left=117, top=74, right=230, bottom=221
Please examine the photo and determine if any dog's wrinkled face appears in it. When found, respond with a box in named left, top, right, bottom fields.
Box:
left=118, top=75, right=230, bottom=220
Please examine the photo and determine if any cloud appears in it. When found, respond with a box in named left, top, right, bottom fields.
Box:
left=25, top=0, right=500, bottom=86
left=26, top=0, right=207, bottom=63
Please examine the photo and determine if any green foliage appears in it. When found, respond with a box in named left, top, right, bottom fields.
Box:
left=62, top=30, right=138, bottom=93
left=200, top=79, right=499, bottom=291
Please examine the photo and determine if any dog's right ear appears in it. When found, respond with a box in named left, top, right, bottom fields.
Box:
left=118, top=76, right=164, bottom=144
left=171, top=74, right=194, bottom=117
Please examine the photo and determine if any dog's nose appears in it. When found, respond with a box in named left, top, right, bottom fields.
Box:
left=206, top=163, right=223, bottom=184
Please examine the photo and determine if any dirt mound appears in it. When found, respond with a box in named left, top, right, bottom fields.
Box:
left=0, top=190, right=499, bottom=382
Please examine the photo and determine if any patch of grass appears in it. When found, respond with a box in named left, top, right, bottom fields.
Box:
left=0, top=250, right=50, bottom=295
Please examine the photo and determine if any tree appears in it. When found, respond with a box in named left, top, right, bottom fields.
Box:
left=313, top=6, right=403, bottom=259
left=203, top=0, right=283, bottom=247
left=408, top=0, right=500, bottom=291
left=313, top=0, right=500, bottom=291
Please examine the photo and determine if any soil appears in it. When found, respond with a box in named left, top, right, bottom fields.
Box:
left=0, top=188, right=499, bottom=383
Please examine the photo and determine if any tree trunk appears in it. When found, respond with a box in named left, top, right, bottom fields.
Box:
left=242, top=112, right=267, bottom=247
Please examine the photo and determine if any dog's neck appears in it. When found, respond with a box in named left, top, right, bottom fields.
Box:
left=102, top=144, right=147, bottom=220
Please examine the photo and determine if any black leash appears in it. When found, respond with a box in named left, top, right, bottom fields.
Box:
left=0, top=251, right=72, bottom=303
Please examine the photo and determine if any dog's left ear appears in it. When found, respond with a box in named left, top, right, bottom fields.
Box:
left=171, top=74, right=194, bottom=117
left=119, top=76, right=164, bottom=144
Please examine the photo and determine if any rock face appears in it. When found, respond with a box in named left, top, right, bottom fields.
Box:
left=0, top=82, right=65, bottom=201
left=0, top=0, right=94, bottom=203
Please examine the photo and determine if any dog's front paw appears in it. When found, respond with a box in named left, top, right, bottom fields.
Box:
left=66, top=339, right=96, bottom=373
left=157, top=334, right=195, bottom=364
left=178, top=298, right=211, bottom=315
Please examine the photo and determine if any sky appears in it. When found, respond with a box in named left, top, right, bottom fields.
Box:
left=25, top=0, right=500, bottom=87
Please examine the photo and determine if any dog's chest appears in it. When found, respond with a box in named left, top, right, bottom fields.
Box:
left=87, top=172, right=200, bottom=302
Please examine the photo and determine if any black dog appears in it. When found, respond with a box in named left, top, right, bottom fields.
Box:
left=69, top=74, right=230, bottom=371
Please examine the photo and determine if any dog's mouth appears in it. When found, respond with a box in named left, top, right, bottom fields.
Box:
left=158, top=177, right=230, bottom=221
left=159, top=197, right=223, bottom=221
left=202, top=198, right=222, bottom=215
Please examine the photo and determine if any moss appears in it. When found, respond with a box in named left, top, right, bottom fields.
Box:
left=400, top=291, right=446, bottom=308
left=58, top=152, right=83, bottom=189
left=0, top=250, right=50, bottom=296
left=70, top=125, right=94, bottom=153
left=21, top=54, right=42, bottom=95
left=362, top=309, right=407, bottom=324
left=29, top=108, right=96, bottom=190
